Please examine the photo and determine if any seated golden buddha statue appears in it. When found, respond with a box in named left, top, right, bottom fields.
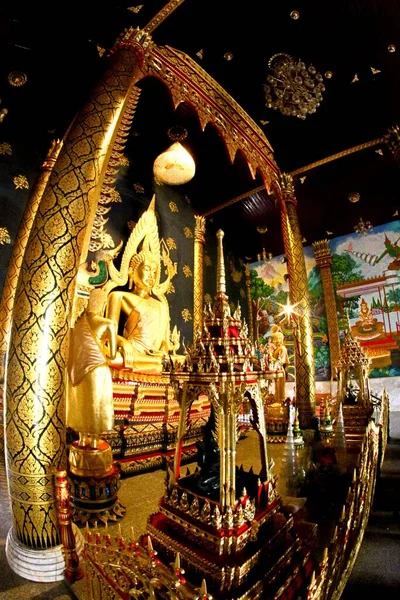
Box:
left=106, top=250, right=170, bottom=374
left=101, top=195, right=178, bottom=375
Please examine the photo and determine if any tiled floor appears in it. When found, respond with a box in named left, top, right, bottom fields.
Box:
left=0, top=414, right=399, bottom=599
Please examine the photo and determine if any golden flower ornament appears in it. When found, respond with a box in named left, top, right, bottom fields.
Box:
left=13, top=174, right=29, bottom=189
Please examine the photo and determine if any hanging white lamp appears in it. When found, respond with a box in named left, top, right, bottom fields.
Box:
left=153, top=127, right=195, bottom=186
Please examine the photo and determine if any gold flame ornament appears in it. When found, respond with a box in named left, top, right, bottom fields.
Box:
left=153, top=141, right=196, bottom=185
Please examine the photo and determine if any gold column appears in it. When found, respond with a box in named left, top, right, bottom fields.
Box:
left=5, top=46, right=145, bottom=549
left=193, top=215, right=206, bottom=337
left=0, top=139, right=63, bottom=367
left=245, top=263, right=254, bottom=341
left=278, top=173, right=315, bottom=427
left=312, top=239, right=341, bottom=373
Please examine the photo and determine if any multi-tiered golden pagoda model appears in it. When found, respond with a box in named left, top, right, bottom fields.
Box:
left=147, top=231, right=313, bottom=599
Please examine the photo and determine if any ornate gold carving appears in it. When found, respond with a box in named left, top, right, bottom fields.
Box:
left=181, top=308, right=192, bottom=322
left=13, top=174, right=29, bottom=189
left=0, top=227, right=11, bottom=244
left=143, top=0, right=186, bottom=34
left=183, top=264, right=192, bottom=277
left=169, top=201, right=179, bottom=212
left=143, top=43, right=279, bottom=188
left=166, top=237, right=177, bottom=249
left=0, top=141, right=12, bottom=155
left=183, top=226, right=193, bottom=237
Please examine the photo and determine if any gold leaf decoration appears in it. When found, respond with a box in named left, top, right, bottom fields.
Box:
left=166, top=281, right=175, bottom=294
left=183, top=265, right=193, bottom=278
left=240, top=288, right=246, bottom=298
left=109, top=189, right=122, bottom=203
left=169, top=201, right=179, bottom=213
left=127, top=5, right=143, bottom=13
left=134, top=183, right=145, bottom=194
left=181, top=308, right=192, bottom=322
left=102, top=233, right=115, bottom=249
left=204, top=255, right=212, bottom=267
left=0, top=142, right=12, bottom=155
left=119, top=155, right=130, bottom=167
left=204, top=293, right=212, bottom=304
left=183, top=226, right=193, bottom=238
left=0, top=227, right=11, bottom=245
left=166, top=237, right=177, bottom=250
left=13, top=174, right=29, bottom=190
left=97, top=45, right=105, bottom=57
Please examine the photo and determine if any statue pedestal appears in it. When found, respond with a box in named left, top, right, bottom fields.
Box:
left=68, top=440, right=126, bottom=525
left=104, top=370, right=210, bottom=474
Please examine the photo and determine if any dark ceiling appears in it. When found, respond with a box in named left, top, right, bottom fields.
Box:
left=1, top=0, right=400, bottom=263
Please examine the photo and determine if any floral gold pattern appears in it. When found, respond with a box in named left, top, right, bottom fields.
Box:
left=0, top=142, right=12, bottom=155
left=167, top=281, right=175, bottom=294
left=0, top=227, right=11, bottom=244
left=183, top=226, right=193, bottom=238
left=97, top=45, right=105, bottom=57
left=169, top=201, right=179, bottom=213
left=181, top=308, right=192, bottom=322
left=134, top=183, right=145, bottom=193
left=183, top=265, right=193, bottom=278
left=119, top=155, right=130, bottom=167
left=204, top=293, right=212, bottom=304
left=166, top=237, right=177, bottom=250
left=13, top=174, right=29, bottom=190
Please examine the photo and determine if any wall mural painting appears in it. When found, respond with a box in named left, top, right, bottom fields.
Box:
left=332, top=220, right=400, bottom=378
left=251, top=219, right=400, bottom=381
left=250, top=248, right=328, bottom=382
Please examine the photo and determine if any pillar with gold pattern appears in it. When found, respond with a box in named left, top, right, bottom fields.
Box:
left=193, top=215, right=206, bottom=337
left=4, top=32, right=150, bottom=579
left=312, top=239, right=341, bottom=373
left=245, top=262, right=255, bottom=341
left=278, top=173, right=316, bottom=427
left=0, top=139, right=63, bottom=371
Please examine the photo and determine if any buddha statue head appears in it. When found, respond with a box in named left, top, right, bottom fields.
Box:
left=128, top=250, right=159, bottom=294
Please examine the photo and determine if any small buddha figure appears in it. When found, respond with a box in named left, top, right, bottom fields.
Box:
left=357, top=298, right=376, bottom=332
left=67, top=290, right=117, bottom=448
left=106, top=250, right=171, bottom=374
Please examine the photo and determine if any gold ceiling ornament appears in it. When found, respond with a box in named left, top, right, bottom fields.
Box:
left=153, top=127, right=196, bottom=186
left=0, top=141, right=12, bottom=155
left=8, top=71, right=27, bottom=87
left=351, top=73, right=359, bottom=83
left=388, top=44, right=396, bottom=53
left=0, top=226, right=11, bottom=245
left=370, top=66, right=381, bottom=75
left=13, top=174, right=29, bottom=189
left=127, top=4, right=143, bottom=13
left=348, top=191, right=360, bottom=203
left=195, top=49, right=203, bottom=59
left=290, top=10, right=300, bottom=19
left=264, top=53, right=325, bottom=119
left=96, top=44, right=105, bottom=57
left=224, top=52, right=234, bottom=61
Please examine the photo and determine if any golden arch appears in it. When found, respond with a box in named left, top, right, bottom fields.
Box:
left=4, top=31, right=280, bottom=548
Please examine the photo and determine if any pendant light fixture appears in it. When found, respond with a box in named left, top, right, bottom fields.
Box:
left=153, top=126, right=196, bottom=186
